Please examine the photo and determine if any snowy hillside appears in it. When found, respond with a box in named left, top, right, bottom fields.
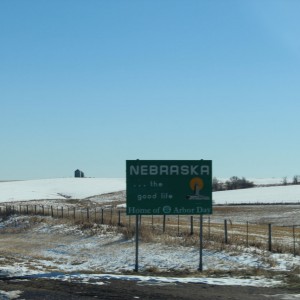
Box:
left=0, top=178, right=125, bottom=202
left=213, top=185, right=300, bottom=205
left=1, top=177, right=300, bottom=205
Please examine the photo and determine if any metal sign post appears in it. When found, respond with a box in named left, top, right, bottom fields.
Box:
left=198, top=215, right=203, bottom=271
left=135, top=215, right=139, bottom=272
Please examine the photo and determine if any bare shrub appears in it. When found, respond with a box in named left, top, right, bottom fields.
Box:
left=286, top=266, right=300, bottom=287
left=118, top=225, right=135, bottom=240
left=139, top=226, right=156, bottom=243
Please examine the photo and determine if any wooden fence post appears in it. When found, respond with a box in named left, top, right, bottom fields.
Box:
left=246, top=221, right=249, bottom=247
left=293, top=225, right=296, bottom=257
left=101, top=209, right=104, bottom=224
left=208, top=216, right=211, bottom=240
left=224, top=219, right=228, bottom=244
left=190, top=216, right=194, bottom=235
left=268, top=223, right=272, bottom=252
left=163, top=215, right=166, bottom=233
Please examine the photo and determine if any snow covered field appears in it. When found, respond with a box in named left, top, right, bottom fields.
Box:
left=0, top=178, right=125, bottom=202
left=213, top=185, right=300, bottom=205
left=1, top=177, right=300, bottom=205
left=0, top=177, right=300, bottom=295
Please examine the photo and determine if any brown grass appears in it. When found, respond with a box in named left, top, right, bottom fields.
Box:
left=1, top=206, right=300, bottom=256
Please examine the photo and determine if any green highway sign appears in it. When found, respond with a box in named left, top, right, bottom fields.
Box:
left=126, top=160, right=212, bottom=215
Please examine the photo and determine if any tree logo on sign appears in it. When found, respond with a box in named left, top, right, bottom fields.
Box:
left=187, top=177, right=209, bottom=200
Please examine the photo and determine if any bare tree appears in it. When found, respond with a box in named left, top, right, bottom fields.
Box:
left=293, top=175, right=299, bottom=184
left=212, top=177, right=223, bottom=191
left=225, top=176, right=254, bottom=190
left=282, top=177, right=287, bottom=185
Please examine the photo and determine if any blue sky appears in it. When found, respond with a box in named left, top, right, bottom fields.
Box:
left=1, top=0, right=300, bottom=180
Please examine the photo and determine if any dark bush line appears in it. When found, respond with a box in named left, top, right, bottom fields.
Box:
left=213, top=175, right=300, bottom=192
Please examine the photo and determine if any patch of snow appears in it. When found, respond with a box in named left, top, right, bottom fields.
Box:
left=262, top=295, right=300, bottom=299
left=0, top=290, right=22, bottom=300
left=45, top=273, right=281, bottom=287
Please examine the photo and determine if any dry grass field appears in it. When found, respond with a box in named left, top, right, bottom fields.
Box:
left=1, top=200, right=299, bottom=256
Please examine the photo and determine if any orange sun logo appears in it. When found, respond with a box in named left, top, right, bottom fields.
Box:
left=189, top=177, right=204, bottom=191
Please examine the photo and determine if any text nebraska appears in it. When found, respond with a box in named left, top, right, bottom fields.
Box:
left=129, top=165, right=210, bottom=176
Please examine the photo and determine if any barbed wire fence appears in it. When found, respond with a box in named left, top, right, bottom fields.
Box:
left=0, top=204, right=299, bottom=256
